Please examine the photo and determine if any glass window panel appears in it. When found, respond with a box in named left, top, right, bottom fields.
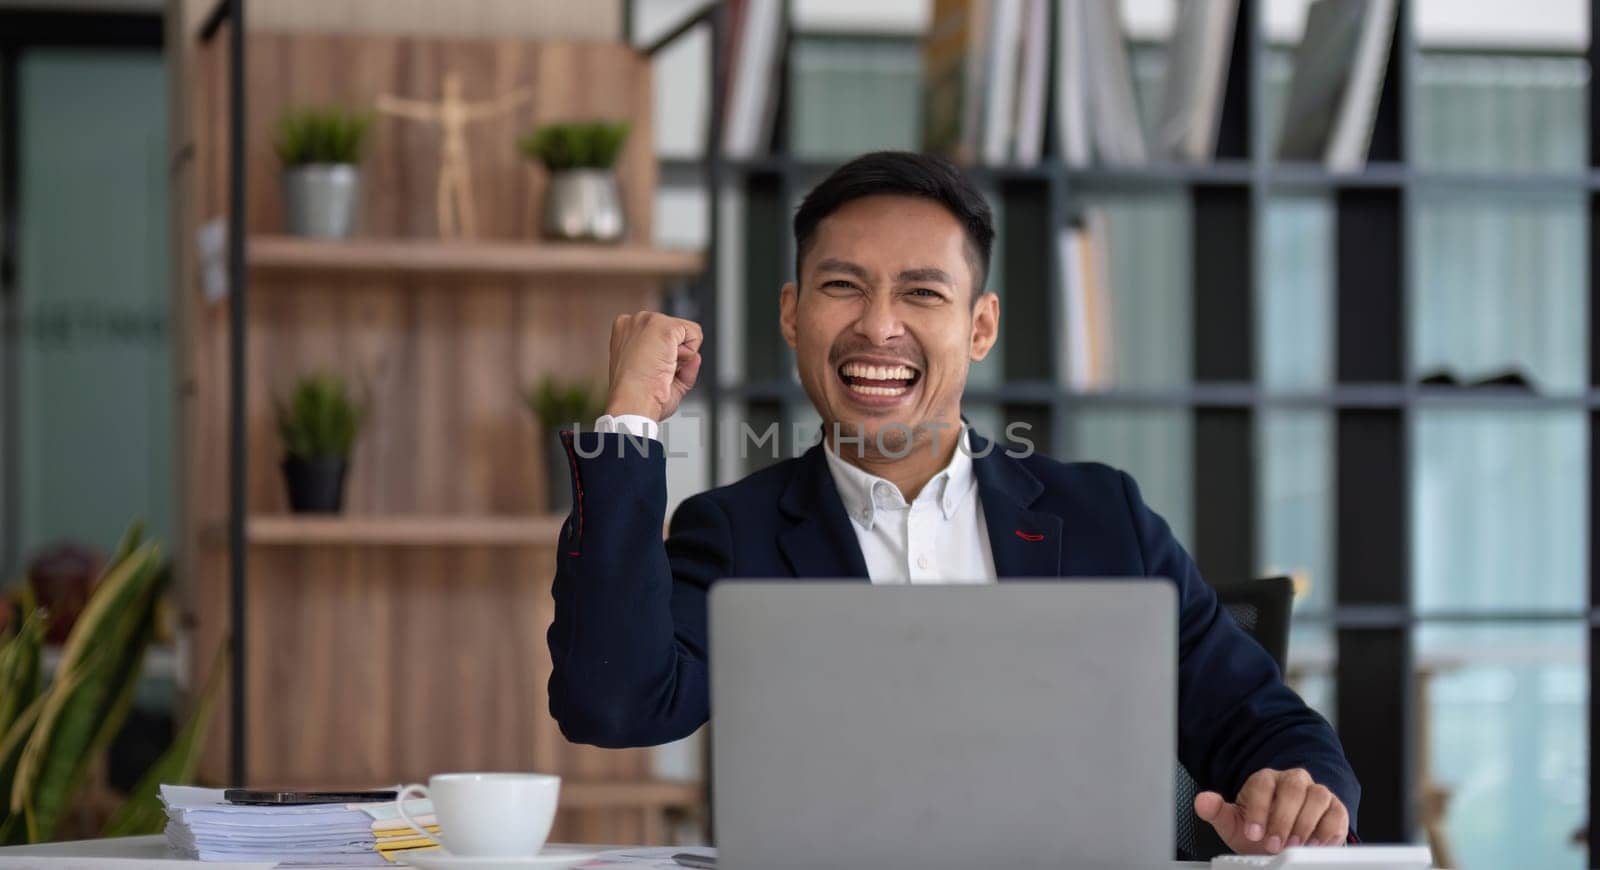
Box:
left=788, top=34, right=922, bottom=159
left=716, top=398, right=749, bottom=486
left=636, top=0, right=711, bottom=158
left=1258, top=411, right=1334, bottom=613
left=783, top=400, right=824, bottom=458
left=1127, top=42, right=1168, bottom=147
left=1260, top=195, right=1333, bottom=389
left=1413, top=53, right=1587, bottom=173
left=1079, top=191, right=1192, bottom=389
left=1417, top=623, right=1586, bottom=870
left=1065, top=408, right=1193, bottom=546
left=971, top=182, right=1004, bottom=388
left=1411, top=191, right=1585, bottom=393
left=737, top=401, right=785, bottom=476
left=717, top=183, right=748, bottom=385
left=653, top=182, right=710, bottom=249
left=1285, top=622, right=1336, bottom=726
left=16, top=50, right=172, bottom=578
left=1260, top=47, right=1295, bottom=152
left=962, top=402, right=1005, bottom=451
left=1413, top=411, right=1585, bottom=613
left=1413, top=0, right=1587, bottom=53
left=661, top=396, right=713, bottom=514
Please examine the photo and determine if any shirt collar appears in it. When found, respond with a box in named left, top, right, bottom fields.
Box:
left=821, top=427, right=976, bottom=530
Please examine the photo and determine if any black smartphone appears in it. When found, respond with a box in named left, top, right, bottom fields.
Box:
left=223, top=788, right=398, bottom=806
left=670, top=853, right=716, bottom=869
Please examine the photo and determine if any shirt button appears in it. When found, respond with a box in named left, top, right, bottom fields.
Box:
left=917, top=555, right=930, bottom=570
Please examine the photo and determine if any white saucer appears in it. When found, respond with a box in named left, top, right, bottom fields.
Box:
left=401, top=846, right=599, bottom=870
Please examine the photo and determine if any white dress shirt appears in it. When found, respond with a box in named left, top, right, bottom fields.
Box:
left=594, top=414, right=997, bottom=584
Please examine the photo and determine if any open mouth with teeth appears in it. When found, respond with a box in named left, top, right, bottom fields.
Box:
left=838, top=361, right=923, bottom=400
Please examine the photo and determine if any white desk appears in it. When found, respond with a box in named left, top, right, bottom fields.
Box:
left=0, top=836, right=1212, bottom=868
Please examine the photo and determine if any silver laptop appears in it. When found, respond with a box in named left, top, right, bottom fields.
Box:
left=708, top=581, right=1176, bottom=870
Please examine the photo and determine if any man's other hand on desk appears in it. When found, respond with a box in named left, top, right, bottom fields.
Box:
left=1194, top=767, right=1351, bottom=855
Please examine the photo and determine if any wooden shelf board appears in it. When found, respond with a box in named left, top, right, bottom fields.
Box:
left=248, top=235, right=705, bottom=280
left=224, top=514, right=567, bottom=547
left=560, top=779, right=704, bottom=810
left=44, top=644, right=178, bottom=679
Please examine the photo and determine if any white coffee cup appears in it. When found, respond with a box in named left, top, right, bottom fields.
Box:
left=397, top=772, right=561, bottom=857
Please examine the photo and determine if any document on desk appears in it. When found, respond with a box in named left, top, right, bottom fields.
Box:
left=0, top=859, right=275, bottom=870
left=580, top=847, right=716, bottom=869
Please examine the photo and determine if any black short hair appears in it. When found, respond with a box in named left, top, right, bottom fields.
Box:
left=792, top=151, right=995, bottom=300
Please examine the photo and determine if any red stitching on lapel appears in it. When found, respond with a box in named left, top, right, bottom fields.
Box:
left=1014, top=530, right=1045, bottom=542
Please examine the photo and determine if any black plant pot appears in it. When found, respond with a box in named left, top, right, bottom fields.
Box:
left=281, top=456, right=349, bottom=513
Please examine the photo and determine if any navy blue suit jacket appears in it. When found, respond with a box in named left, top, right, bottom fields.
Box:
left=548, top=429, right=1359, bottom=827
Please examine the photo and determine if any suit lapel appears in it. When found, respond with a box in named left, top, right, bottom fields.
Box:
left=778, top=444, right=871, bottom=580
left=970, top=431, right=1063, bottom=579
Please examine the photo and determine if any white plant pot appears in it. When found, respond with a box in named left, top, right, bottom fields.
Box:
left=541, top=169, right=625, bottom=243
left=282, top=163, right=361, bottom=239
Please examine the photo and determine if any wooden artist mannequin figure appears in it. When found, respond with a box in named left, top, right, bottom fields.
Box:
left=377, top=72, right=531, bottom=239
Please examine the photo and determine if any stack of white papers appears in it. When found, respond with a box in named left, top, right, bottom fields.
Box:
left=159, top=786, right=439, bottom=866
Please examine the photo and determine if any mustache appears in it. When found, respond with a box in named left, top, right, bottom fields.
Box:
left=827, top=339, right=925, bottom=370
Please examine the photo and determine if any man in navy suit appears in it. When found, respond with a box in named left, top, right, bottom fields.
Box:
left=549, top=151, right=1358, bottom=855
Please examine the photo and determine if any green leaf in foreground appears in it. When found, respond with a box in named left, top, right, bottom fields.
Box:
left=102, top=640, right=230, bottom=838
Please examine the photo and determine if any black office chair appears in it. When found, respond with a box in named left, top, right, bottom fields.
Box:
left=1175, top=575, right=1295, bottom=861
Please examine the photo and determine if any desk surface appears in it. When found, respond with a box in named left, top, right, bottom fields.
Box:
left=0, top=836, right=1212, bottom=868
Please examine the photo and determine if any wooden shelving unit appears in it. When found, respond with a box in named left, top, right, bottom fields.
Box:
left=249, top=235, right=704, bottom=280
left=181, top=20, right=703, bottom=847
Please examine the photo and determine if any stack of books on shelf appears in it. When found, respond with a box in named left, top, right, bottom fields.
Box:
left=1278, top=0, right=1399, bottom=169
left=919, top=0, right=1241, bottom=168
left=721, top=0, right=787, bottom=159
left=161, top=786, right=440, bottom=866
left=923, top=0, right=1058, bottom=167
left=1155, top=0, right=1240, bottom=164
left=1054, top=209, right=1116, bottom=392
left=717, top=0, right=1399, bottom=171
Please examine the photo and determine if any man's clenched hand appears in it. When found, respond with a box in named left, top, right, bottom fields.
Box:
left=1194, top=767, right=1350, bottom=854
left=604, top=311, right=703, bottom=422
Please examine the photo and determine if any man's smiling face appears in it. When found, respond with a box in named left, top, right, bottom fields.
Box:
left=780, top=194, right=999, bottom=459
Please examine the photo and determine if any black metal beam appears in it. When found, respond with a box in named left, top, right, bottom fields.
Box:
left=0, top=10, right=163, bottom=49
left=1193, top=185, right=1253, bottom=382
left=1000, top=181, right=1053, bottom=381
left=225, top=0, right=249, bottom=787
left=1194, top=409, right=1255, bottom=586
left=642, top=1, right=718, bottom=58
left=1335, top=626, right=1413, bottom=842
left=199, top=0, right=231, bottom=45
left=1588, top=5, right=1600, bottom=850
left=703, top=1, right=726, bottom=484
left=1336, top=190, right=1404, bottom=384
left=1365, top=2, right=1405, bottom=164
left=1213, top=0, right=1253, bottom=161
left=0, top=46, right=16, bottom=580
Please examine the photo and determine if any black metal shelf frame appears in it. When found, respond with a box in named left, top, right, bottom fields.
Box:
left=197, top=0, right=248, bottom=788
left=667, top=0, right=1600, bottom=850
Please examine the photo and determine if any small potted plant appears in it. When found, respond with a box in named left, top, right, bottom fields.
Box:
left=275, top=106, right=374, bottom=239
left=518, top=120, right=631, bottom=243
left=275, top=373, right=364, bottom=513
left=525, top=378, right=603, bottom=513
